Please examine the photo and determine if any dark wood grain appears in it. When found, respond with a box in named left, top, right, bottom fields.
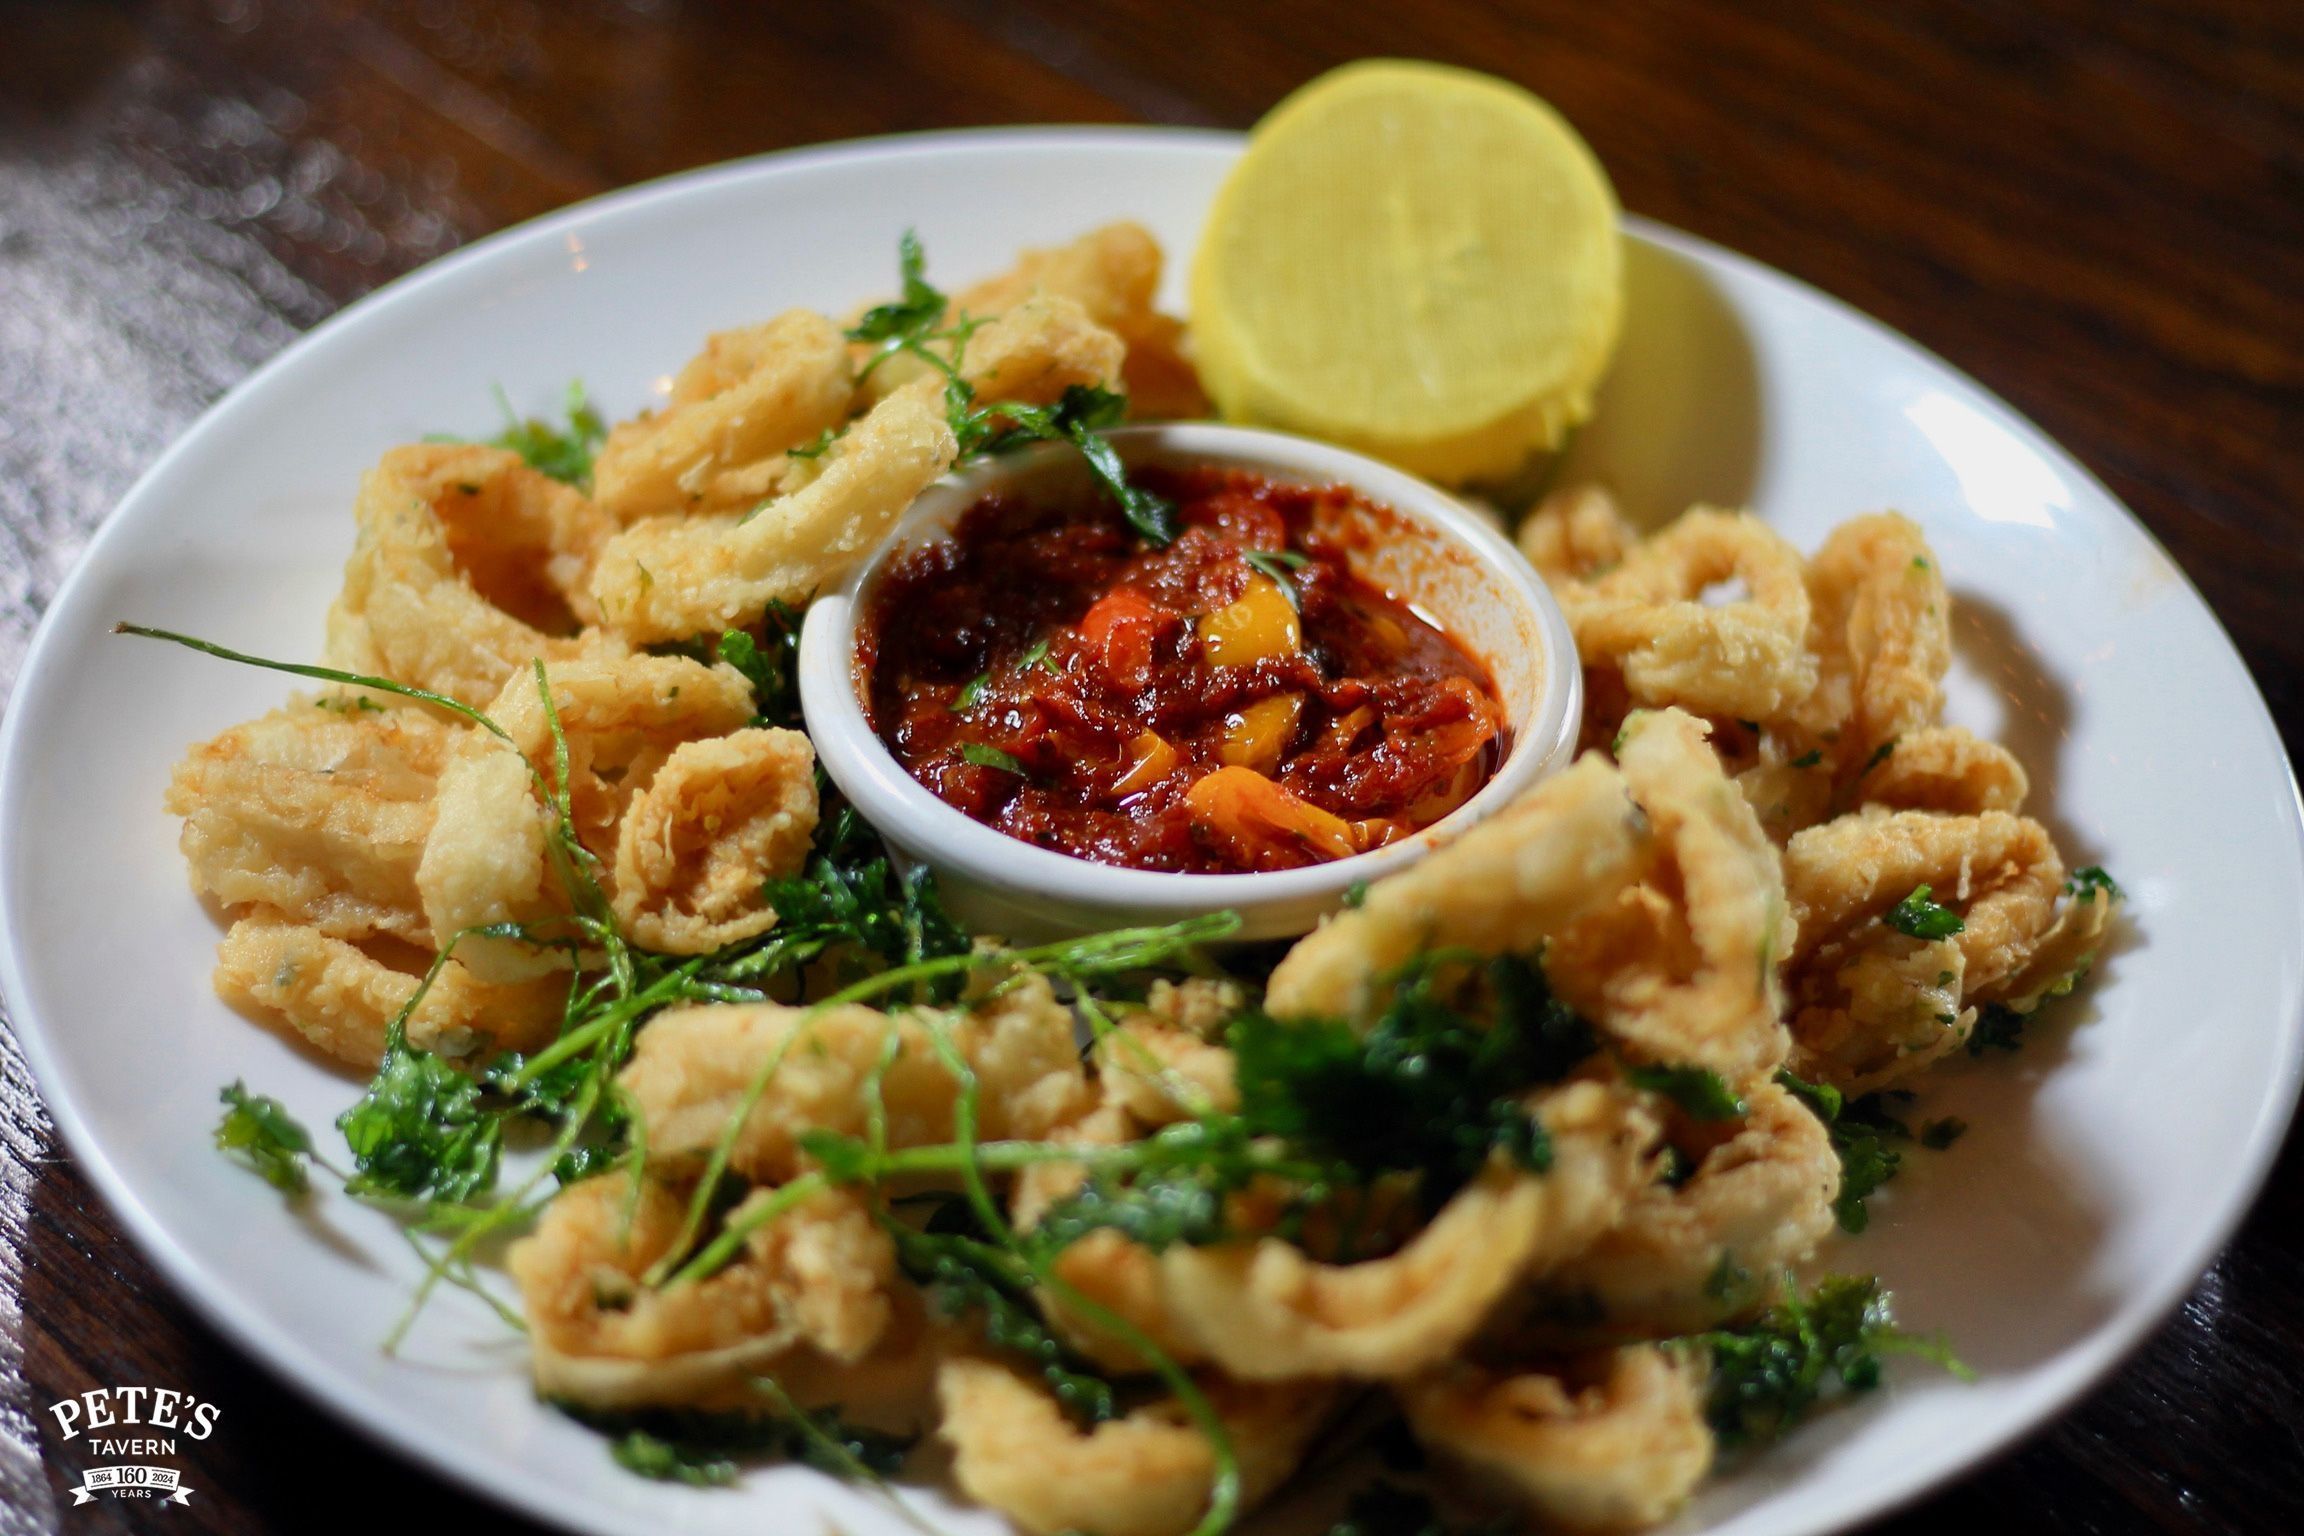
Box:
left=2, top=1, right=2299, bottom=1530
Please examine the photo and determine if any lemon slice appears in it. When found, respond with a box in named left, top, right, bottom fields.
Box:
left=1191, top=60, right=1623, bottom=486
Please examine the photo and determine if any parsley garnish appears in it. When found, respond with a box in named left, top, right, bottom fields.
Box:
left=1625, top=1063, right=1748, bottom=1121
left=1827, top=1094, right=1912, bottom=1233
left=1774, top=1067, right=1842, bottom=1124
left=215, top=1082, right=316, bottom=1195
left=2066, top=866, right=2121, bottom=900
left=952, top=672, right=991, bottom=712
left=1968, top=1003, right=2026, bottom=1054
left=848, top=228, right=946, bottom=348
left=1790, top=749, right=1823, bottom=769
left=442, top=380, right=607, bottom=487
left=1232, top=953, right=1594, bottom=1207
left=893, top=1223, right=1119, bottom=1426
left=786, top=425, right=839, bottom=461
left=1242, top=549, right=1311, bottom=611
left=1777, top=1071, right=1910, bottom=1233
left=849, top=234, right=1176, bottom=545
left=1695, top=1275, right=1965, bottom=1446
left=1861, top=738, right=1897, bottom=775
left=713, top=601, right=805, bottom=730
left=1884, top=884, right=1964, bottom=941
left=557, top=1401, right=912, bottom=1486
left=735, top=805, right=973, bottom=997
left=338, top=1024, right=503, bottom=1204
left=960, top=742, right=1026, bottom=775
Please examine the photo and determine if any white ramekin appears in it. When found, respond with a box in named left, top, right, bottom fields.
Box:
left=797, top=422, right=1581, bottom=943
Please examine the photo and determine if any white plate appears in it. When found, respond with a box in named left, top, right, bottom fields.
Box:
left=4, top=128, right=2300, bottom=1536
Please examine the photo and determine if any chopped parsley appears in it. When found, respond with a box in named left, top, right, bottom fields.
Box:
left=893, top=1223, right=1119, bottom=1426
left=556, top=1402, right=912, bottom=1486
left=1777, top=1071, right=1910, bottom=1234
left=1827, top=1094, right=1913, bottom=1234
left=464, top=380, right=607, bottom=487
left=850, top=233, right=1176, bottom=545
left=1625, top=1063, right=1748, bottom=1121
left=1695, top=1275, right=1965, bottom=1446
left=714, top=602, right=805, bottom=730
left=786, top=425, right=840, bottom=461
left=738, top=805, right=973, bottom=997
left=1231, top=952, right=1595, bottom=1208
left=337, top=1024, right=503, bottom=1205
left=1243, top=548, right=1311, bottom=611
left=1884, top=884, right=1965, bottom=941
left=1968, top=1003, right=2027, bottom=1054
left=959, top=742, right=1026, bottom=775
left=215, top=1082, right=315, bottom=1195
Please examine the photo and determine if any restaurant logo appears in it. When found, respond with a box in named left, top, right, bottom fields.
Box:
left=45, top=1387, right=219, bottom=1506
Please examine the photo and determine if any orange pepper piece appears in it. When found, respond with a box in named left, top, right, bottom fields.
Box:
left=1184, top=765, right=1357, bottom=866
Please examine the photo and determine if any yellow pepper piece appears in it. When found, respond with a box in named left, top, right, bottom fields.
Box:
left=1201, top=573, right=1301, bottom=668
left=1218, top=694, right=1304, bottom=775
left=1112, top=730, right=1179, bottom=798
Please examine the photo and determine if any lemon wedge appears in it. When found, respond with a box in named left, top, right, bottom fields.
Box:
left=1191, top=60, right=1623, bottom=486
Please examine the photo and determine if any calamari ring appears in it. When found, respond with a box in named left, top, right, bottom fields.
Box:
left=323, top=444, right=626, bottom=710
left=1266, top=754, right=1653, bottom=1026
left=609, top=727, right=819, bottom=954
left=935, top=1356, right=1333, bottom=1536
left=1797, top=512, right=1950, bottom=764
left=1516, top=483, right=1637, bottom=585
left=1013, top=1102, right=1213, bottom=1373
left=1538, top=1079, right=1839, bottom=1336
left=1978, top=877, right=2120, bottom=1011
left=1856, top=724, right=2029, bottom=816
left=618, top=979, right=1087, bottom=1183
left=1400, top=1346, right=1714, bottom=1532
left=1559, top=507, right=1816, bottom=720
left=950, top=295, right=1125, bottom=406
left=1784, top=807, right=2064, bottom=997
left=1732, top=747, right=1838, bottom=847
left=1548, top=709, right=1793, bottom=1083
left=415, top=653, right=756, bottom=980
left=1787, top=930, right=1970, bottom=1095
left=589, top=378, right=958, bottom=645
left=414, top=744, right=559, bottom=981
left=509, top=1173, right=894, bottom=1410
left=591, top=309, right=855, bottom=523
left=211, top=908, right=566, bottom=1068
left=1151, top=1081, right=1659, bottom=1381
left=950, top=220, right=1206, bottom=419
left=1094, top=983, right=1242, bottom=1126
left=165, top=697, right=457, bottom=945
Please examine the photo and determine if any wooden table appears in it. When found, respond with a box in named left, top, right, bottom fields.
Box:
left=3, top=3, right=2299, bottom=1530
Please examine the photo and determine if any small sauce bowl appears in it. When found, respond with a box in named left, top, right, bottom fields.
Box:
left=797, top=423, right=1581, bottom=942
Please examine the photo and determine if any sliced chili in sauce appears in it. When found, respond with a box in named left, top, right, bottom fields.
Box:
left=858, top=466, right=1509, bottom=875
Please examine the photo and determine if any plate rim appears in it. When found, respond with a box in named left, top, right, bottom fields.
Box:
left=3, top=122, right=2300, bottom=1536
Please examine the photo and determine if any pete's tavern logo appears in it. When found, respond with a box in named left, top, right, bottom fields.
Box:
left=46, top=1388, right=219, bottom=1506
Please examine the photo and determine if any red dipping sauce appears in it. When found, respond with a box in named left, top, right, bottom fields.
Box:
left=857, top=466, right=1509, bottom=875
